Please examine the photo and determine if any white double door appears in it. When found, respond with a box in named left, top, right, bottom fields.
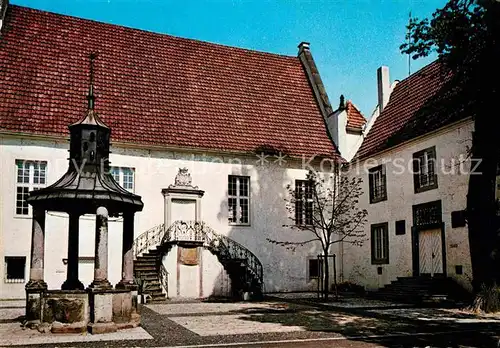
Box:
left=418, top=229, right=443, bottom=276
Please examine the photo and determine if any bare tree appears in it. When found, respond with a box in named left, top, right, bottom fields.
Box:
left=267, top=169, right=368, bottom=300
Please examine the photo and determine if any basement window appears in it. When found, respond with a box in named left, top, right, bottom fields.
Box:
left=308, top=258, right=321, bottom=280
left=5, top=257, right=26, bottom=283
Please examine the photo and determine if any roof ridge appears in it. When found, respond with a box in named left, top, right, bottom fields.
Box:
left=353, top=59, right=465, bottom=160
left=9, top=4, right=298, bottom=60
left=0, top=5, right=340, bottom=160
left=395, top=59, right=441, bottom=85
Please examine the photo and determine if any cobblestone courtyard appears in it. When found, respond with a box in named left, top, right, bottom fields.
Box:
left=1, top=295, right=500, bottom=347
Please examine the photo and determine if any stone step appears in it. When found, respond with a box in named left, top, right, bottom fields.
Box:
left=383, top=285, right=437, bottom=292
left=134, top=275, right=158, bottom=281
left=134, top=266, right=157, bottom=271
left=139, top=253, right=160, bottom=258
left=149, top=289, right=164, bottom=296
left=148, top=298, right=167, bottom=303
left=135, top=273, right=158, bottom=282
left=135, top=260, right=157, bottom=266
left=379, top=288, right=436, bottom=295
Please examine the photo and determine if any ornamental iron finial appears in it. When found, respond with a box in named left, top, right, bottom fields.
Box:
left=87, top=52, right=98, bottom=110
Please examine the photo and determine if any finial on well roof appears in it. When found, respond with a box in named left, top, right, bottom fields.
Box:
left=86, top=52, right=98, bottom=110
left=339, top=94, right=346, bottom=110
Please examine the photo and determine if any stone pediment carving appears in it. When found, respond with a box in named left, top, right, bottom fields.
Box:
left=168, top=167, right=198, bottom=190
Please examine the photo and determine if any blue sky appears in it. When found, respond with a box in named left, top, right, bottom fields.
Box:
left=12, top=0, right=446, bottom=117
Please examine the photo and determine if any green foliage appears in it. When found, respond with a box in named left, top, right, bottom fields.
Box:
left=401, top=0, right=499, bottom=110
left=400, top=0, right=500, bottom=298
left=469, top=283, right=500, bottom=313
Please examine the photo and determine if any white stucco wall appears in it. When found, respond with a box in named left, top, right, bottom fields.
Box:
left=325, top=109, right=363, bottom=162
left=201, top=249, right=231, bottom=298
left=0, top=135, right=328, bottom=299
left=342, top=119, right=474, bottom=291
left=343, top=131, right=363, bottom=162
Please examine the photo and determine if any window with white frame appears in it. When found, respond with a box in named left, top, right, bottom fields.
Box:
left=228, top=175, right=250, bottom=225
left=111, top=167, right=135, bottom=192
left=15, top=160, right=47, bottom=215
left=5, top=256, right=26, bottom=283
left=295, top=180, right=313, bottom=225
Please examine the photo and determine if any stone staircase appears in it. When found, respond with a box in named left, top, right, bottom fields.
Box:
left=133, top=247, right=167, bottom=303
left=133, top=221, right=263, bottom=302
left=368, top=276, right=470, bottom=305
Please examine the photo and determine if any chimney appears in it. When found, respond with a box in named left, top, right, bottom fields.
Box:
left=297, top=41, right=310, bottom=55
left=0, top=0, right=8, bottom=32
left=377, top=66, right=390, bottom=114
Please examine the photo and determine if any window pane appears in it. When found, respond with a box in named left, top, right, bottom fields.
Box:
left=295, top=199, right=303, bottom=225
left=305, top=201, right=313, bottom=225
left=33, top=162, right=39, bottom=184
left=305, top=181, right=313, bottom=200
left=123, top=168, right=134, bottom=190
left=372, top=226, right=388, bottom=262
left=240, top=198, right=249, bottom=224
left=39, top=162, right=47, bottom=185
left=32, top=161, right=47, bottom=185
left=370, top=167, right=386, bottom=201
left=16, top=160, right=30, bottom=184
left=111, top=167, right=120, bottom=183
left=16, top=187, right=29, bottom=215
left=228, top=198, right=237, bottom=223
left=239, top=177, right=249, bottom=197
left=228, top=176, right=237, bottom=196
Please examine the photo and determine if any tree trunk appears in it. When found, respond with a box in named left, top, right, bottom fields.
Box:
left=467, top=4, right=500, bottom=294
left=323, top=250, right=329, bottom=301
left=467, top=121, right=500, bottom=292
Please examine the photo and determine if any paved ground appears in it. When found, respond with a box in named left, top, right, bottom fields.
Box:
left=1, top=295, right=499, bottom=347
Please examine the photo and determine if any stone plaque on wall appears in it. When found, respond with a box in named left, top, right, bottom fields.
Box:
left=178, top=247, right=198, bottom=266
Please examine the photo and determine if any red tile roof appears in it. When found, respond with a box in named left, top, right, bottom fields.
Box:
left=0, top=6, right=340, bottom=159
left=355, top=61, right=467, bottom=160
left=345, top=101, right=366, bottom=130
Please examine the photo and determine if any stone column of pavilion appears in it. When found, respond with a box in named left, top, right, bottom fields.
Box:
left=26, top=207, right=47, bottom=290
left=116, top=212, right=135, bottom=289
left=89, top=206, right=112, bottom=289
left=61, top=212, right=84, bottom=290
left=24, top=207, right=47, bottom=323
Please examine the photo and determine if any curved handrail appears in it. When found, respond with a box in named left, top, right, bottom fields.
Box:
left=133, top=220, right=263, bottom=287
left=159, top=263, right=169, bottom=298
left=162, top=220, right=263, bottom=285
left=133, top=223, right=165, bottom=258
